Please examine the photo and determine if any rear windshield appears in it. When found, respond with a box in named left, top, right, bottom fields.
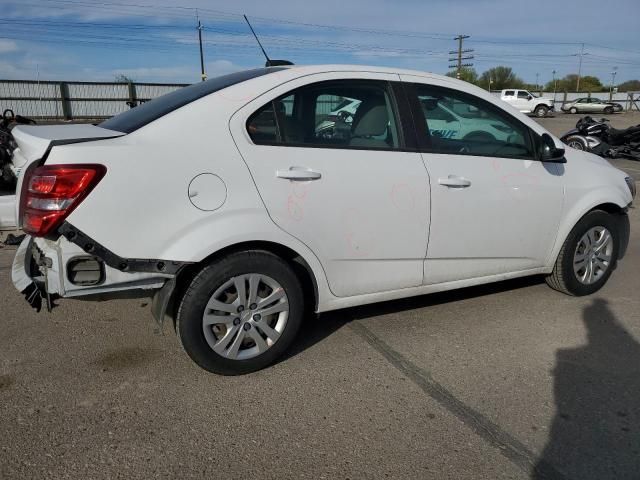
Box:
left=100, top=67, right=286, bottom=134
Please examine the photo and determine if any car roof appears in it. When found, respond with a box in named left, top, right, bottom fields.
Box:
left=280, top=63, right=455, bottom=82
left=274, top=64, right=492, bottom=97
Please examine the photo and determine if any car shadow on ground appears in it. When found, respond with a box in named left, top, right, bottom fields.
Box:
left=532, top=298, right=640, bottom=479
left=281, top=275, right=544, bottom=362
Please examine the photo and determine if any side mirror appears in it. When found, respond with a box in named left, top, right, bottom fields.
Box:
left=527, top=95, right=533, bottom=101
left=540, top=133, right=566, bottom=163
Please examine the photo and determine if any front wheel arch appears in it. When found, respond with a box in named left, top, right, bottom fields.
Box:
left=546, top=209, right=624, bottom=295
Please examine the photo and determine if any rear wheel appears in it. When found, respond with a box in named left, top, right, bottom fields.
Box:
left=546, top=210, right=620, bottom=296
left=569, top=107, right=578, bottom=114
left=534, top=105, right=549, bottom=117
left=177, top=251, right=304, bottom=375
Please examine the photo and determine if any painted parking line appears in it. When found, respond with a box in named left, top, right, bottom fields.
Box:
left=350, top=321, right=569, bottom=480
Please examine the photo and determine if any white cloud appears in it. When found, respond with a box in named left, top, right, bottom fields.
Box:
left=0, top=39, right=19, bottom=54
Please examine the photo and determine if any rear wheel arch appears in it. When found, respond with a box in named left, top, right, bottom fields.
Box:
left=172, top=240, right=319, bottom=321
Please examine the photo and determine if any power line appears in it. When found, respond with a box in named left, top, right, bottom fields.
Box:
left=7, top=0, right=638, bottom=54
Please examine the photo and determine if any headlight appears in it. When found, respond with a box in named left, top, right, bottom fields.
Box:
left=625, top=176, right=637, bottom=201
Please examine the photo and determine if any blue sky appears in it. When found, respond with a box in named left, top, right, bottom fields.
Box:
left=0, top=0, right=639, bottom=85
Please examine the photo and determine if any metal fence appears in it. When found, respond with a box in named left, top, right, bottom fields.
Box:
left=3, top=79, right=639, bottom=121
left=0, top=79, right=187, bottom=120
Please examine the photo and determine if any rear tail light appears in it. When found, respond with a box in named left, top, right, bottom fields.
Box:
left=20, top=164, right=106, bottom=237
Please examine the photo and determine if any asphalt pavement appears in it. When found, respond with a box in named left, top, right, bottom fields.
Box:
left=1, top=112, right=639, bottom=479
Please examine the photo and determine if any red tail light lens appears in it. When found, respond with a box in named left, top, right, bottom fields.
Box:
left=21, top=164, right=106, bottom=237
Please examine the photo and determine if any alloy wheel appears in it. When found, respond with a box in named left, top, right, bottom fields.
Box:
left=573, top=226, right=613, bottom=285
left=202, top=273, right=289, bottom=360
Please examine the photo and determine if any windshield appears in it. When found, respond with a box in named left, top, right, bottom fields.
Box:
left=101, top=67, right=286, bottom=133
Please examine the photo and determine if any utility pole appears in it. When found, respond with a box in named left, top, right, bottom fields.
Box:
left=448, top=35, right=473, bottom=80
left=197, top=11, right=207, bottom=82
left=535, top=72, right=539, bottom=92
left=576, top=42, right=584, bottom=92
left=552, top=69, right=557, bottom=106
left=609, top=67, right=618, bottom=101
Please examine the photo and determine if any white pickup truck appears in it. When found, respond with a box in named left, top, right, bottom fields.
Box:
left=500, top=89, right=554, bottom=117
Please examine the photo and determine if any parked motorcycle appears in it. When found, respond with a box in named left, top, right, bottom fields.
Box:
left=560, top=116, right=640, bottom=161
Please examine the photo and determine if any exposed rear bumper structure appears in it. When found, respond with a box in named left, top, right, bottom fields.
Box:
left=12, top=228, right=184, bottom=319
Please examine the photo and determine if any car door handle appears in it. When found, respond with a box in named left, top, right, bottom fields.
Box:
left=276, top=167, right=322, bottom=181
left=438, top=175, right=471, bottom=188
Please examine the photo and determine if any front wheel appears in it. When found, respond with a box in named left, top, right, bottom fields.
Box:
left=546, top=210, right=620, bottom=296
left=565, top=135, right=589, bottom=151
left=603, top=106, right=614, bottom=114
left=534, top=105, right=549, bottom=117
left=177, top=251, right=305, bottom=375
left=569, top=107, right=578, bottom=114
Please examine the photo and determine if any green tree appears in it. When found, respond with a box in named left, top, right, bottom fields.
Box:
left=617, top=80, right=640, bottom=92
left=552, top=74, right=604, bottom=92
left=479, top=66, right=524, bottom=90
left=445, top=67, right=478, bottom=85
left=544, top=79, right=559, bottom=91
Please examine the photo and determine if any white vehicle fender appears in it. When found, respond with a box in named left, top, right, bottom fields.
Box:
left=547, top=188, right=629, bottom=266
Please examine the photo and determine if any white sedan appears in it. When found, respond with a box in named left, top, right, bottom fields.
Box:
left=10, top=64, right=635, bottom=374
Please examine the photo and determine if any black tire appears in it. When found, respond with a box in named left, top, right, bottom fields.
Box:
left=569, top=107, right=578, bottom=114
left=603, top=106, right=614, bottom=114
left=176, top=250, right=305, bottom=375
left=546, top=210, right=621, bottom=296
left=565, top=135, right=589, bottom=151
left=534, top=105, right=549, bottom=117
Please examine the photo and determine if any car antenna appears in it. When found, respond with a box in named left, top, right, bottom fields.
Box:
left=243, top=14, right=293, bottom=67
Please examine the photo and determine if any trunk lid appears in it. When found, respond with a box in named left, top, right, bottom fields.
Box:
left=12, top=124, right=124, bottom=163
left=9, top=124, right=124, bottom=230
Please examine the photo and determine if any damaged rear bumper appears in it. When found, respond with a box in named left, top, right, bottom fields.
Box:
left=12, top=234, right=178, bottom=318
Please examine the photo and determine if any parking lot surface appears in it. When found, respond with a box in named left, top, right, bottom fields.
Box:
left=1, top=113, right=639, bottom=479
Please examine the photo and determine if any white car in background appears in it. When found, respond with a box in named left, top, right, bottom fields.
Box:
left=500, top=89, right=555, bottom=117
left=10, top=65, right=634, bottom=375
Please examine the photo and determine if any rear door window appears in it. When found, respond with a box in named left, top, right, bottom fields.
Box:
left=246, top=80, right=401, bottom=150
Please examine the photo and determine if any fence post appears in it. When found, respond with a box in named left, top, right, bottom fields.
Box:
left=59, top=82, right=71, bottom=120
left=127, top=81, right=137, bottom=108
left=562, top=90, right=567, bottom=108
